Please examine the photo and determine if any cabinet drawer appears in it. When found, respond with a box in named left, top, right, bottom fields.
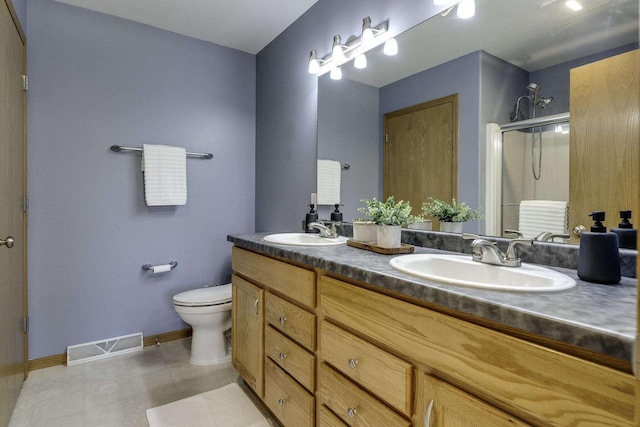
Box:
left=318, top=405, right=348, bottom=427
left=232, top=247, right=315, bottom=309
left=264, top=358, right=315, bottom=427
left=318, top=364, right=411, bottom=427
left=321, top=321, right=412, bottom=416
left=265, top=325, right=315, bottom=391
left=265, top=292, right=316, bottom=351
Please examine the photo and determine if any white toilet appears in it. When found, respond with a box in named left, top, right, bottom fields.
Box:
left=173, top=283, right=232, bottom=365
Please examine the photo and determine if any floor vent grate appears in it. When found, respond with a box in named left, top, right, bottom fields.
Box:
left=66, top=332, right=143, bottom=366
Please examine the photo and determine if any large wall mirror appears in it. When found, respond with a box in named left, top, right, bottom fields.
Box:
left=316, top=0, right=638, bottom=244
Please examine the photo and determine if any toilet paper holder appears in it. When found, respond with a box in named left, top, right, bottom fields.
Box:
left=142, top=260, right=178, bottom=273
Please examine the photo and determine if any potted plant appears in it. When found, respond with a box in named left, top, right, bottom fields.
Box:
left=359, top=197, right=420, bottom=248
left=422, top=198, right=483, bottom=233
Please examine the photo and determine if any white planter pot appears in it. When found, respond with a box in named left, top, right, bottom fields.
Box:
left=439, top=222, right=463, bottom=233
left=352, top=222, right=377, bottom=244
left=376, top=225, right=402, bottom=248
left=408, top=220, right=432, bottom=231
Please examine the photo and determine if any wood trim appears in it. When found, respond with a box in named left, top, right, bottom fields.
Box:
left=142, top=327, right=192, bottom=347
left=3, top=0, right=25, bottom=44
left=28, top=328, right=192, bottom=371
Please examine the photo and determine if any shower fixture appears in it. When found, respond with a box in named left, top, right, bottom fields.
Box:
left=509, top=83, right=554, bottom=181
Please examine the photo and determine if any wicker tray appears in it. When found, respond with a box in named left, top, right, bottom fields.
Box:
left=347, top=239, right=415, bottom=255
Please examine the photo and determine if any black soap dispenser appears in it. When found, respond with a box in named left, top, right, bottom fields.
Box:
left=611, top=210, right=637, bottom=249
left=304, top=204, right=319, bottom=233
left=330, top=204, right=343, bottom=222
left=577, top=211, right=620, bottom=284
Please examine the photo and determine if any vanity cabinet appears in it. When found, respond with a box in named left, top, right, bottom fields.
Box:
left=232, top=247, right=316, bottom=427
left=232, top=246, right=635, bottom=426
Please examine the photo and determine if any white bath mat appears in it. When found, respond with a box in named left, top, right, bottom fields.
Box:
left=146, top=382, right=272, bottom=427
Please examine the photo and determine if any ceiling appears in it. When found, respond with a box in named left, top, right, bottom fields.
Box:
left=54, top=0, right=318, bottom=55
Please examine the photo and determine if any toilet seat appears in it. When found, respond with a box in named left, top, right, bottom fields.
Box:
left=173, top=284, right=232, bottom=307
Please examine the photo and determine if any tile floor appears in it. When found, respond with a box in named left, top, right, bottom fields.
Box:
left=8, top=338, right=246, bottom=427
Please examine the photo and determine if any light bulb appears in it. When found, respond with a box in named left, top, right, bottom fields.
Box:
left=383, top=38, right=398, bottom=56
left=565, top=0, right=583, bottom=11
left=361, top=17, right=374, bottom=48
left=354, top=52, right=367, bottom=69
left=332, top=35, right=345, bottom=62
left=330, top=66, right=342, bottom=80
left=308, top=50, right=320, bottom=74
left=457, top=0, right=475, bottom=19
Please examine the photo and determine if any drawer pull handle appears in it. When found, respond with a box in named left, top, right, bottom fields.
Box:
left=253, top=299, right=259, bottom=317
left=424, top=400, right=434, bottom=427
left=347, top=407, right=357, bottom=419
left=348, top=358, right=359, bottom=369
left=278, top=398, right=287, bottom=407
left=278, top=316, right=287, bottom=325
left=278, top=352, right=287, bottom=361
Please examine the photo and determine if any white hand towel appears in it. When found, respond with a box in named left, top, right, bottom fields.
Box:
left=142, top=144, right=187, bottom=206
left=317, top=159, right=341, bottom=205
left=518, top=200, right=568, bottom=239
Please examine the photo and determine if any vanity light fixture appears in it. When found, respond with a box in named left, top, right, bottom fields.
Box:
left=330, top=66, right=342, bottom=80
left=456, top=0, right=476, bottom=19
left=354, top=48, right=368, bottom=69
left=332, top=35, right=346, bottom=62
left=565, top=0, right=583, bottom=11
left=383, top=38, right=398, bottom=56
left=308, top=50, right=322, bottom=74
left=308, top=16, right=390, bottom=77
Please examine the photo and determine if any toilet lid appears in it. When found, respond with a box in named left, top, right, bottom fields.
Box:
left=173, top=284, right=232, bottom=307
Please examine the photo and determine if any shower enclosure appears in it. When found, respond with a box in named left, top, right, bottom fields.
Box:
left=500, top=113, right=570, bottom=238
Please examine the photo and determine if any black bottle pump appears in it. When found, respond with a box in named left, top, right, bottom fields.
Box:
left=577, top=211, right=620, bottom=284
left=611, top=210, right=637, bottom=249
left=304, top=204, right=319, bottom=233
left=330, top=204, right=343, bottom=222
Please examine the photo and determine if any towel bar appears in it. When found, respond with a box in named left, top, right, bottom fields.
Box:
left=110, top=145, right=213, bottom=160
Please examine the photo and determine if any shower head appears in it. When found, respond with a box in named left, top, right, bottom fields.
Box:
left=537, top=96, right=553, bottom=108
left=527, top=82, right=539, bottom=93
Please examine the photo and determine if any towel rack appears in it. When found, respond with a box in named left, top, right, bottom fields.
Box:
left=110, top=145, right=213, bottom=160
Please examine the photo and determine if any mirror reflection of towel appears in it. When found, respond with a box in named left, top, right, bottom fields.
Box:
left=519, top=200, right=568, bottom=238
left=142, top=144, right=187, bottom=206
left=317, top=159, right=341, bottom=205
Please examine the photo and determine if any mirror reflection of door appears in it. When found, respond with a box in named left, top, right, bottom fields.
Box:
left=569, top=50, right=639, bottom=243
left=383, top=94, right=458, bottom=229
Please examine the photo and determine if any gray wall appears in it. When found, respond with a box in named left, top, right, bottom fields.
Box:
left=317, top=76, right=379, bottom=222
left=255, top=0, right=446, bottom=232
left=9, top=0, right=26, bottom=33
left=27, top=0, right=255, bottom=359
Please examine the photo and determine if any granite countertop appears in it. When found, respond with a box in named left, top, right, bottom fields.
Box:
left=228, top=232, right=637, bottom=365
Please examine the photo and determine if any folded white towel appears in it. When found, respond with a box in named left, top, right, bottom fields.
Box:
left=142, top=144, right=187, bottom=206
left=317, top=159, right=341, bottom=205
left=519, top=200, right=568, bottom=239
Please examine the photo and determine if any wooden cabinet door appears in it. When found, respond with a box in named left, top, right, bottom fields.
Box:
left=232, top=274, right=264, bottom=397
left=569, top=50, right=639, bottom=241
left=415, top=373, right=529, bottom=427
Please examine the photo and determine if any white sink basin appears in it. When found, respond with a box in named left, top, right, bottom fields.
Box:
left=263, top=233, right=348, bottom=246
left=389, top=254, right=576, bottom=292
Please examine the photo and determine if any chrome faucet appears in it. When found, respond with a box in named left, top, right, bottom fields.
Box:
left=463, top=234, right=533, bottom=267
left=534, top=231, right=570, bottom=242
left=307, top=221, right=339, bottom=238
